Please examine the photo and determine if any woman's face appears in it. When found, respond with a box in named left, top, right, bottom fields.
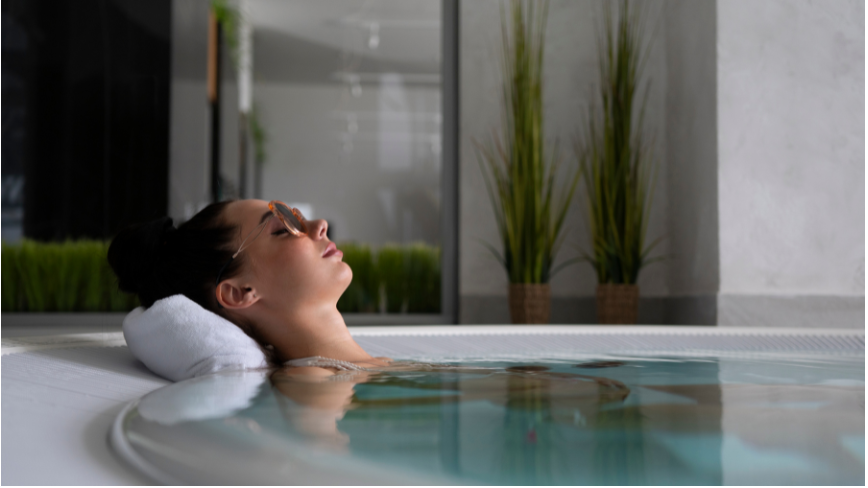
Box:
left=223, top=199, right=352, bottom=311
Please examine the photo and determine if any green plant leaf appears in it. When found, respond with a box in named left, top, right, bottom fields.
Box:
left=377, top=245, right=406, bottom=314
left=1, top=241, right=20, bottom=311
left=80, top=241, right=106, bottom=312
left=211, top=0, right=242, bottom=70
left=337, top=242, right=380, bottom=313
left=477, top=238, right=507, bottom=268
left=405, top=243, right=440, bottom=313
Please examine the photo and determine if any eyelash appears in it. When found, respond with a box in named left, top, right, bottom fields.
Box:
left=272, top=228, right=288, bottom=236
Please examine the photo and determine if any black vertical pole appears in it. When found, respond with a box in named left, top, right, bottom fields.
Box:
left=209, top=19, right=222, bottom=202
left=254, top=150, right=262, bottom=199
left=441, top=0, right=460, bottom=323
left=239, top=113, right=247, bottom=198
left=100, top=0, right=111, bottom=237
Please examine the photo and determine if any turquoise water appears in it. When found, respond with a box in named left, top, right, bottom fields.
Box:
left=123, top=354, right=864, bottom=485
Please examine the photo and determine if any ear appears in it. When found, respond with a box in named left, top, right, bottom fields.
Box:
left=216, top=280, right=260, bottom=310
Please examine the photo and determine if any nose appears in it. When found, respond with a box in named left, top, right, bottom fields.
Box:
left=308, top=219, right=328, bottom=240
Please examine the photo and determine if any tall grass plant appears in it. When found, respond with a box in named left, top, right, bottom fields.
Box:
left=17, top=240, right=55, bottom=312
left=338, top=242, right=440, bottom=315
left=405, top=244, right=441, bottom=313
left=576, top=0, right=661, bottom=285
left=80, top=244, right=106, bottom=311
left=2, top=242, right=20, bottom=311
left=336, top=243, right=379, bottom=313
left=2, top=240, right=439, bottom=315
left=476, top=0, right=580, bottom=284
left=377, top=245, right=406, bottom=314
left=2, top=240, right=139, bottom=312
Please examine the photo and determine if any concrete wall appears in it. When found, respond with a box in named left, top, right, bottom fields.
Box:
left=459, top=0, right=670, bottom=323
left=663, top=0, right=719, bottom=324
left=716, top=0, right=865, bottom=327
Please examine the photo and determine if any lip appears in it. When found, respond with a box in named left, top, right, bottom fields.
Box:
left=322, top=242, right=342, bottom=258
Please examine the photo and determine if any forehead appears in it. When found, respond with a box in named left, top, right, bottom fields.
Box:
left=226, top=199, right=271, bottom=232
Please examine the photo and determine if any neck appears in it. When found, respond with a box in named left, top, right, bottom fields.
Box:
left=256, top=303, right=373, bottom=364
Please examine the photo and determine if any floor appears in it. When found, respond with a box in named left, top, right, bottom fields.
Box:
left=2, top=328, right=166, bottom=485
left=0, top=325, right=159, bottom=486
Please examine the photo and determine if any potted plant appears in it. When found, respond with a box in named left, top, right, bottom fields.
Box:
left=576, top=0, right=661, bottom=324
left=476, top=0, right=580, bottom=324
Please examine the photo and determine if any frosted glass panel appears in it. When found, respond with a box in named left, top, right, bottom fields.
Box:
left=248, top=0, right=442, bottom=315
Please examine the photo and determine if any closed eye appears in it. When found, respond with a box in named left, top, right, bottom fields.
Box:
left=272, top=228, right=288, bottom=236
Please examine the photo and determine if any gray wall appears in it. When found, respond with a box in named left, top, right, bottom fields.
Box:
left=459, top=0, right=670, bottom=323
left=716, top=0, right=864, bottom=327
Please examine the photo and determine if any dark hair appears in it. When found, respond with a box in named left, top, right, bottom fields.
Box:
left=108, top=201, right=242, bottom=309
left=108, top=202, right=278, bottom=362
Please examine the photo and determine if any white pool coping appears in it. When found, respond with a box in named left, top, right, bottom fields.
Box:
left=351, top=325, right=865, bottom=335
left=3, top=325, right=861, bottom=357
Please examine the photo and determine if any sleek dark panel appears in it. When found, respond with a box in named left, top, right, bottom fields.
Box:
left=15, top=0, right=170, bottom=241
left=1, top=1, right=30, bottom=241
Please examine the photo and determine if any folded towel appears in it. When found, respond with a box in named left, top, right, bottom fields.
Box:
left=123, top=294, right=268, bottom=382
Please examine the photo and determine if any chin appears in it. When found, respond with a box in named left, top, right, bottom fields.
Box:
left=337, top=262, right=353, bottom=292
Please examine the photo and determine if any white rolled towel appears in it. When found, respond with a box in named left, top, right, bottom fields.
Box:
left=123, top=294, right=268, bottom=382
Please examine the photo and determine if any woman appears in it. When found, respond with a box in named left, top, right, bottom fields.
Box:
left=109, top=198, right=391, bottom=374
left=108, top=200, right=629, bottom=386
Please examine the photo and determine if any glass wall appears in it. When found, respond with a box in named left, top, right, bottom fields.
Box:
left=2, top=0, right=171, bottom=243
left=1, top=2, right=27, bottom=243
left=245, top=0, right=452, bottom=321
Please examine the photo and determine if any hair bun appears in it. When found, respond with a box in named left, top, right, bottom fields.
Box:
left=108, top=217, right=176, bottom=296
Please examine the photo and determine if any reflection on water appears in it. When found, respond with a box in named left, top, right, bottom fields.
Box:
left=125, top=356, right=865, bottom=485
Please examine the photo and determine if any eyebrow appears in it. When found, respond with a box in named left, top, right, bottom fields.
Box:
left=258, top=210, right=272, bottom=224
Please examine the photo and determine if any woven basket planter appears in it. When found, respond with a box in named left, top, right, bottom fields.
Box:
left=508, top=283, right=551, bottom=324
left=596, top=284, right=639, bottom=324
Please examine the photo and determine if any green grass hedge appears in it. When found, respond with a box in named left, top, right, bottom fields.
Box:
left=2, top=240, right=440, bottom=314
left=337, top=242, right=441, bottom=314
left=336, top=243, right=380, bottom=313
left=2, top=240, right=139, bottom=312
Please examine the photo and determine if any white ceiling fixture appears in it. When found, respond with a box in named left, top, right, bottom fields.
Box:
left=332, top=71, right=440, bottom=85
left=367, top=22, right=380, bottom=49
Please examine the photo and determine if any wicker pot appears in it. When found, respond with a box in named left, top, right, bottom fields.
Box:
left=596, top=284, right=639, bottom=324
left=508, top=283, right=551, bottom=324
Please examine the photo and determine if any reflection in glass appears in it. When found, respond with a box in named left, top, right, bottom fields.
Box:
left=246, top=0, right=443, bottom=315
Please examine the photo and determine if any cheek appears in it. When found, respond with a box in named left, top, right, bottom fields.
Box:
left=274, top=245, right=318, bottom=288
left=259, top=240, right=351, bottom=296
